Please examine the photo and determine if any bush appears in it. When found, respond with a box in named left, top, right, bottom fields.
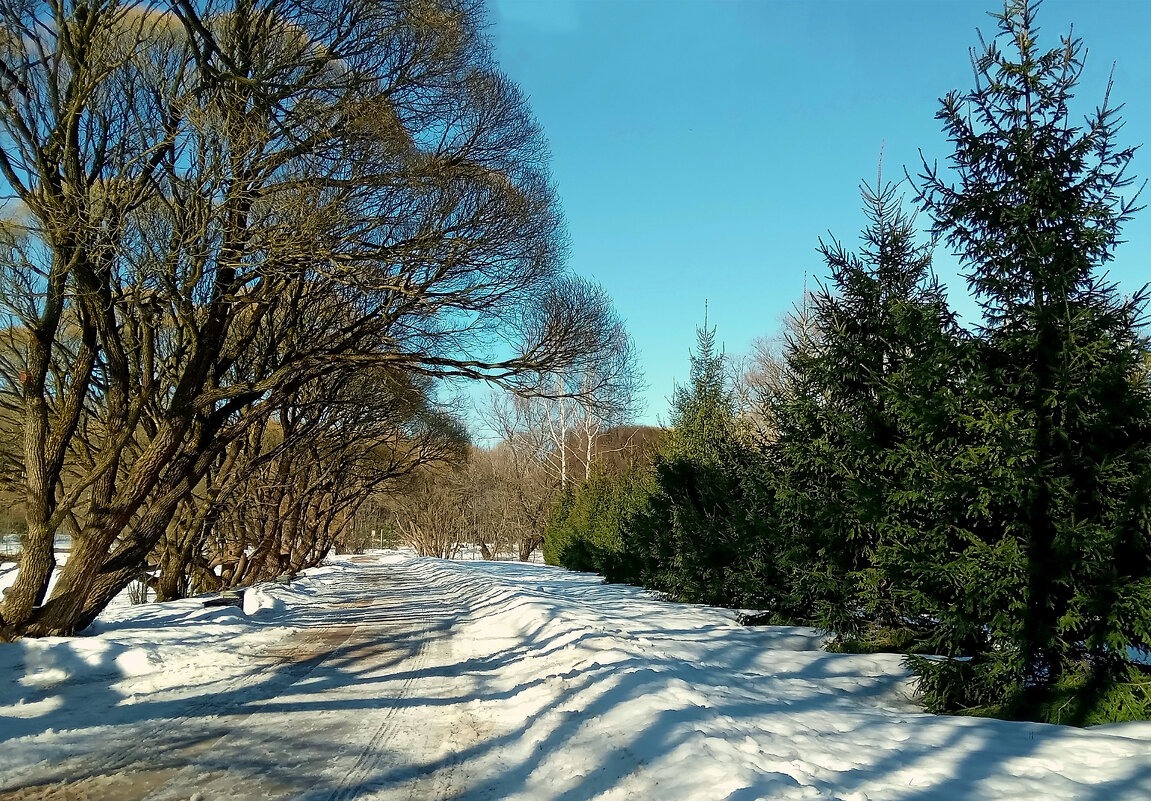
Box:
left=544, top=467, right=651, bottom=574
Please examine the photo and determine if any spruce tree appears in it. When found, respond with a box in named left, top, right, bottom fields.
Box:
left=911, top=0, right=1151, bottom=722
left=544, top=466, right=650, bottom=574
left=617, top=321, right=773, bottom=606
left=666, top=322, right=735, bottom=462
left=770, top=179, right=957, bottom=638
left=542, top=486, right=576, bottom=566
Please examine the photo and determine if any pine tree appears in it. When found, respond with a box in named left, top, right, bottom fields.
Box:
left=911, top=0, right=1151, bottom=723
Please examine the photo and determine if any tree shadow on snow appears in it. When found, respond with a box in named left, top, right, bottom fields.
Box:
left=1, top=561, right=1149, bottom=801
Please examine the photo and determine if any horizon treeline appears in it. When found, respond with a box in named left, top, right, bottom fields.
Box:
left=545, top=1, right=1151, bottom=726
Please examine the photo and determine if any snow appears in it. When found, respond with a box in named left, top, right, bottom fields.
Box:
left=2, top=551, right=1150, bottom=800
left=242, top=584, right=291, bottom=616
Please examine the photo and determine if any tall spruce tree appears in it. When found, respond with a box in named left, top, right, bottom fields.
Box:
left=771, top=179, right=958, bottom=637
left=911, top=0, right=1151, bottom=723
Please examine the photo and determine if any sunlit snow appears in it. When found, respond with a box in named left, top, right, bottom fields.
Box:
left=2, top=552, right=1149, bottom=800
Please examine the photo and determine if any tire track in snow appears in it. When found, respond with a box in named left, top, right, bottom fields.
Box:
left=321, top=569, right=476, bottom=801
left=0, top=614, right=362, bottom=800
left=5, top=562, right=491, bottom=801
left=319, top=631, right=433, bottom=801
left=137, top=566, right=471, bottom=801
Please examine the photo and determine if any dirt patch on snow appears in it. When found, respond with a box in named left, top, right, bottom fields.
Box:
left=259, top=625, right=356, bottom=663
left=0, top=735, right=219, bottom=801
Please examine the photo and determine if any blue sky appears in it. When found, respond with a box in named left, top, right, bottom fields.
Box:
left=488, top=0, right=1151, bottom=426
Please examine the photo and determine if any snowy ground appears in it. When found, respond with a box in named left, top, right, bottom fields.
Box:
left=2, top=553, right=1151, bottom=800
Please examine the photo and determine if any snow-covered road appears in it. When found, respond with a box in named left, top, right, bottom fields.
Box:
left=2, top=560, right=491, bottom=800
left=3, top=553, right=1151, bottom=800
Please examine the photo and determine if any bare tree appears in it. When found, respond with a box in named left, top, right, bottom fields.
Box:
left=735, top=291, right=821, bottom=442
left=149, top=367, right=465, bottom=598
left=480, top=394, right=558, bottom=558
left=0, top=0, right=616, bottom=638
left=383, top=464, right=469, bottom=560
left=503, top=279, right=643, bottom=487
left=382, top=439, right=551, bottom=562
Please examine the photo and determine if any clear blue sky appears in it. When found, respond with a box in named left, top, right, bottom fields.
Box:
left=489, top=0, right=1151, bottom=426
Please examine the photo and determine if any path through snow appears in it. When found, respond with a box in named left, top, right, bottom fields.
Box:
left=3, top=553, right=1151, bottom=800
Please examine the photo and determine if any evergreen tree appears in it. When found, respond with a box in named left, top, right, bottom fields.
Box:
left=617, top=321, right=775, bottom=606
left=911, top=0, right=1151, bottom=723
left=666, top=321, right=736, bottom=462
left=542, top=486, right=576, bottom=566
left=770, top=179, right=958, bottom=638
left=543, top=466, right=650, bottom=574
